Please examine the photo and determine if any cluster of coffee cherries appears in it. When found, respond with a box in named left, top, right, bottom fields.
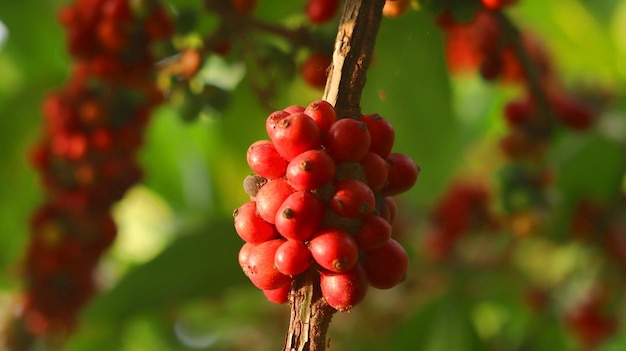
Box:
left=423, top=180, right=495, bottom=261
left=235, top=100, right=418, bottom=311
left=5, top=0, right=172, bottom=347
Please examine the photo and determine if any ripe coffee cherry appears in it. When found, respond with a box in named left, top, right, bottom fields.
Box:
left=362, top=239, right=408, bottom=289
left=283, top=105, right=305, bottom=114
left=23, top=0, right=173, bottom=335
left=354, top=215, right=392, bottom=251
left=383, top=153, right=419, bottom=196
left=320, top=264, right=368, bottom=312
left=304, top=100, right=337, bottom=134
left=331, top=179, right=376, bottom=218
left=302, top=53, right=331, bottom=89
left=479, top=51, right=504, bottom=81
left=97, top=19, right=128, bottom=53
left=309, top=227, right=359, bottom=272
left=286, top=150, right=335, bottom=191
left=378, top=196, right=397, bottom=224
left=247, top=140, right=288, bottom=179
left=242, top=239, right=293, bottom=290
left=231, top=0, right=258, bottom=14
left=504, top=96, right=534, bottom=126
left=551, top=94, right=593, bottom=130
left=382, top=0, right=411, bottom=18
left=274, top=240, right=312, bottom=276
left=270, top=112, right=322, bottom=161
left=255, top=178, right=295, bottom=224
left=236, top=100, right=417, bottom=309
left=482, top=0, right=518, bottom=10
left=238, top=242, right=256, bottom=268
left=266, top=110, right=290, bottom=139
left=275, top=191, right=325, bottom=241
left=358, top=114, right=395, bottom=158
left=324, top=119, right=371, bottom=163
left=305, top=0, right=340, bottom=24
left=360, top=152, right=389, bottom=191
left=234, top=201, right=278, bottom=244
left=263, top=284, right=291, bottom=304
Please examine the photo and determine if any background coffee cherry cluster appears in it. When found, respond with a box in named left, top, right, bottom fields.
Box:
left=235, top=100, right=419, bottom=311
left=6, top=0, right=171, bottom=347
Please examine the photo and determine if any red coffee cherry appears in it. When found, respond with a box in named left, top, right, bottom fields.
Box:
left=270, top=112, right=322, bottom=161
left=263, top=284, right=291, bottom=304
left=360, top=152, right=389, bottom=191
left=274, top=240, right=312, bottom=276
left=90, top=128, right=114, bottom=153
left=330, top=179, right=376, bottom=218
left=309, top=227, right=359, bottom=273
left=301, top=53, right=331, bottom=89
left=320, top=264, right=368, bottom=312
left=234, top=201, right=279, bottom=243
left=242, top=239, right=293, bottom=290
left=362, top=239, right=408, bottom=289
left=247, top=140, right=288, bottom=179
left=324, top=119, right=371, bottom=163
left=275, top=191, right=325, bottom=241
left=382, top=153, right=419, bottom=196
left=304, top=99, right=337, bottom=134
left=238, top=242, right=256, bottom=268
left=286, top=149, right=335, bottom=191
left=255, top=178, right=295, bottom=224
left=97, top=19, right=128, bottom=53
left=378, top=196, right=397, bottom=224
left=504, top=95, right=534, bottom=126
left=231, top=0, right=259, bottom=14
left=22, top=0, right=173, bottom=335
left=305, top=0, right=340, bottom=24
left=283, top=105, right=305, bottom=114
left=482, top=0, right=518, bottom=10
left=145, top=5, right=174, bottom=39
left=266, top=110, right=290, bottom=139
left=551, top=93, right=594, bottom=131
left=354, top=215, right=392, bottom=251
left=358, top=114, right=395, bottom=158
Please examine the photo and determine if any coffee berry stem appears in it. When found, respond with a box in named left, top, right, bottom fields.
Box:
left=493, top=11, right=554, bottom=138
left=322, top=0, right=387, bottom=119
left=283, top=270, right=335, bottom=351
left=283, top=1, right=387, bottom=351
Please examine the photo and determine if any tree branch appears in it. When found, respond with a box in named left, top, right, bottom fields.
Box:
left=494, top=11, right=554, bottom=137
left=283, top=1, right=386, bottom=350
left=323, top=0, right=387, bottom=119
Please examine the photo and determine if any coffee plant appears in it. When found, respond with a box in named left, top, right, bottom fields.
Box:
left=0, top=0, right=625, bottom=350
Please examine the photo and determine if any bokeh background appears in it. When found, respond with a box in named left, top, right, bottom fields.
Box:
left=1, top=0, right=626, bottom=350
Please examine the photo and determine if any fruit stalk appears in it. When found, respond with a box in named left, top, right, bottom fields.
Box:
left=493, top=11, right=553, bottom=135
left=283, top=1, right=386, bottom=350
left=283, top=270, right=335, bottom=351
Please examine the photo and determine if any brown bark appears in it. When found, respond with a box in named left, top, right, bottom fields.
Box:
left=323, top=0, right=387, bottom=119
left=282, top=271, right=335, bottom=351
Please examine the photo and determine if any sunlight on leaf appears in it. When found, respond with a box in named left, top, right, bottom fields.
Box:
left=111, top=185, right=175, bottom=264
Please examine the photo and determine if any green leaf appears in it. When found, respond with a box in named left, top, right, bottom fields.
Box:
left=552, top=131, right=625, bottom=201
left=386, top=293, right=485, bottom=351
left=81, top=218, right=246, bottom=322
